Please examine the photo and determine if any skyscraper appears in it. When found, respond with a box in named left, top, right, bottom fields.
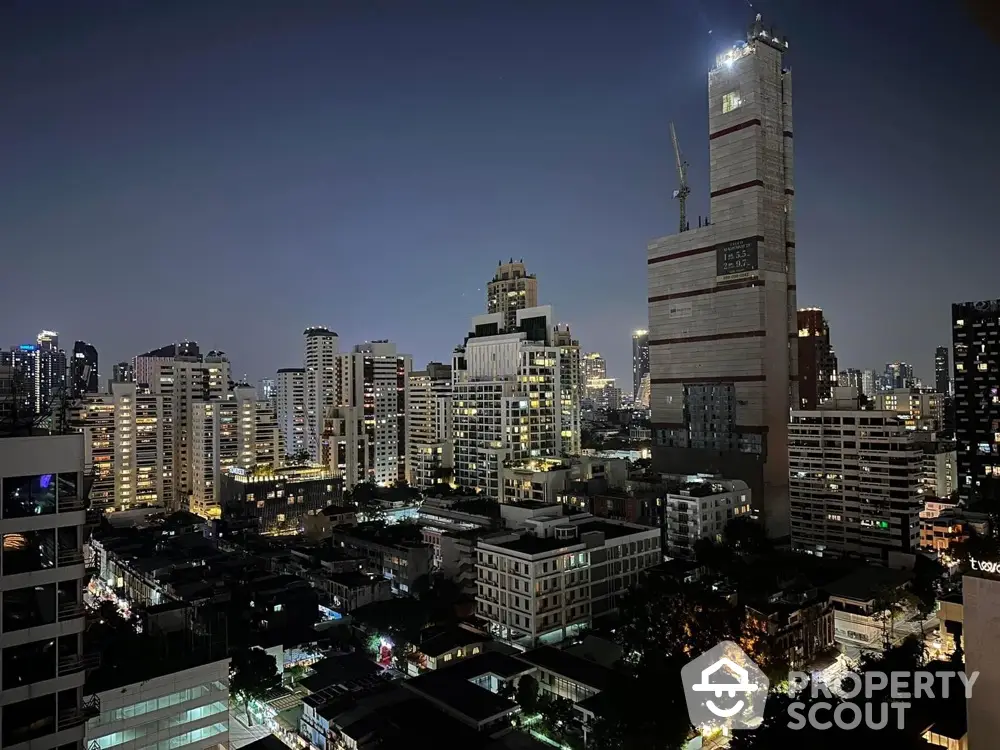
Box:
left=952, top=299, right=1000, bottom=506
left=632, top=330, right=649, bottom=400
left=883, top=362, right=916, bottom=391
left=304, top=326, right=340, bottom=463
left=35, top=329, right=67, bottom=415
left=796, top=308, right=838, bottom=409
left=71, top=340, right=99, bottom=397
left=646, top=16, right=796, bottom=537
left=112, top=361, right=134, bottom=384
left=935, top=346, right=950, bottom=395
left=406, top=362, right=453, bottom=489
left=133, top=341, right=199, bottom=387
left=276, top=367, right=306, bottom=459
left=581, top=352, right=607, bottom=384
left=486, top=259, right=538, bottom=331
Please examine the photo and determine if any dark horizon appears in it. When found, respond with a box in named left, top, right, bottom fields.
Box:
left=3, top=0, right=998, bottom=384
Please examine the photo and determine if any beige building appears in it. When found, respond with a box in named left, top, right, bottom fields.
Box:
left=663, top=475, right=752, bottom=559
left=406, top=362, right=453, bottom=489
left=874, top=388, right=945, bottom=432
left=486, top=259, right=538, bottom=331
left=500, top=456, right=628, bottom=505
left=646, top=18, right=796, bottom=538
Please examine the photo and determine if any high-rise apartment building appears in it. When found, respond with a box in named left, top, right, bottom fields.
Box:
left=70, top=340, right=99, bottom=397
left=796, top=308, right=838, bottom=409
left=646, top=17, right=796, bottom=536
left=69, top=382, right=173, bottom=512
left=789, top=388, right=922, bottom=560
left=453, top=306, right=574, bottom=498
left=276, top=367, right=306, bottom=459
left=581, top=353, right=607, bottom=384
left=112, top=361, right=134, bottom=384
left=133, top=341, right=200, bottom=387
left=1, top=345, right=39, bottom=419
left=338, top=341, right=411, bottom=486
left=487, top=260, right=538, bottom=331
left=150, top=352, right=230, bottom=509
left=406, top=362, right=453, bottom=489
left=873, top=388, right=944, bottom=433
left=324, top=406, right=369, bottom=487
left=934, top=346, right=950, bottom=396
left=881, top=362, right=916, bottom=392
left=35, top=330, right=68, bottom=416
left=838, top=369, right=861, bottom=392
left=304, top=327, right=340, bottom=463
left=632, top=330, right=649, bottom=400
left=554, top=324, right=582, bottom=456
left=0, top=433, right=94, bottom=749
left=952, top=299, right=1000, bottom=506
left=257, top=377, right=275, bottom=403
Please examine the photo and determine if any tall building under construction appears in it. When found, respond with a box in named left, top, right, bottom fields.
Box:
left=647, top=16, right=797, bottom=537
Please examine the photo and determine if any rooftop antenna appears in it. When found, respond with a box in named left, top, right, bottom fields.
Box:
left=670, top=122, right=690, bottom=233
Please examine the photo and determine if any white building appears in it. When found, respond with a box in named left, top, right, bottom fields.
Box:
left=70, top=382, right=173, bottom=513
left=323, top=405, right=370, bottom=488
left=874, top=388, right=945, bottom=433
left=407, top=362, right=453, bottom=489
left=304, top=327, right=341, bottom=464
left=151, top=353, right=230, bottom=510
left=500, top=456, right=628, bottom=505
left=276, top=367, right=305, bottom=459
left=84, top=658, right=230, bottom=750
left=662, top=475, right=751, bottom=559
left=476, top=511, right=660, bottom=646
left=452, top=306, right=577, bottom=498
left=0, top=434, right=93, bottom=749
left=789, top=388, right=922, bottom=561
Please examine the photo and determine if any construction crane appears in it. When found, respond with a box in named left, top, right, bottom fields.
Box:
left=670, top=122, right=690, bottom=233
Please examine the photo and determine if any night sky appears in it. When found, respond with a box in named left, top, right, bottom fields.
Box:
left=3, top=0, right=998, bottom=385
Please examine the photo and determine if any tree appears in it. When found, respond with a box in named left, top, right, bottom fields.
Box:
left=538, top=695, right=579, bottom=742
left=229, top=647, right=280, bottom=725
left=911, top=553, right=946, bottom=618
left=724, top=516, right=771, bottom=556
left=497, top=680, right=515, bottom=701
left=872, top=586, right=920, bottom=647
left=515, top=674, right=540, bottom=714
left=284, top=449, right=310, bottom=465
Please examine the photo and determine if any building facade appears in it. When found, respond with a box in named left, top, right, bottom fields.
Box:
left=631, top=330, right=649, bottom=401
left=407, top=362, right=453, bottom=489
left=873, top=388, right=944, bottom=433
left=646, top=18, right=796, bottom=537
left=796, top=308, right=837, bottom=409
left=304, top=327, right=340, bottom=464
left=663, top=476, right=752, bottom=559
left=220, top=464, right=342, bottom=535
left=276, top=367, right=306, bottom=460
left=952, top=299, right=1000, bottom=507
left=789, top=389, right=922, bottom=560
left=71, top=340, right=99, bottom=397
left=35, top=330, right=68, bottom=417
left=934, top=346, right=950, bottom=396
left=486, top=260, right=538, bottom=331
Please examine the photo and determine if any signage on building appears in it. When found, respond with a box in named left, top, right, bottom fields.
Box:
left=716, top=237, right=759, bottom=281
left=970, top=557, right=1000, bottom=575
left=229, top=467, right=248, bottom=477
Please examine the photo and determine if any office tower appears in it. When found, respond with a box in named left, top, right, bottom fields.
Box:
left=789, top=388, right=922, bottom=560
left=35, top=330, right=68, bottom=416
left=276, top=367, right=306, bottom=460
left=70, top=340, right=99, bottom=397
left=838, top=368, right=861, bottom=392
left=636, top=372, right=651, bottom=410
left=150, top=352, right=230, bottom=509
left=406, top=362, right=453, bottom=488
left=581, top=352, right=607, bottom=383
left=861, top=369, right=877, bottom=399
left=1, top=345, right=39, bottom=419
left=337, top=341, right=411, bottom=486
left=486, top=259, right=538, bottom=331
left=935, top=346, right=950, bottom=395
left=882, top=362, right=915, bottom=391
left=69, top=382, right=173, bottom=512
left=554, top=324, right=582, bottom=455
left=952, top=299, right=1000, bottom=506
left=132, top=341, right=199, bottom=387
left=646, top=17, right=795, bottom=536
left=796, top=308, right=838, bottom=409
left=304, top=326, right=340, bottom=463
left=0, top=433, right=93, bottom=748
left=452, top=305, right=573, bottom=498
left=632, top=330, right=649, bottom=400
left=111, top=361, right=134, bottom=384
left=257, top=377, right=275, bottom=402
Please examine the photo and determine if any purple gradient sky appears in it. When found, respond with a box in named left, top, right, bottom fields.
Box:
left=3, top=0, right=998, bottom=384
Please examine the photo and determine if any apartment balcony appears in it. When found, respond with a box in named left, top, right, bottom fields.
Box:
left=57, top=696, right=101, bottom=731
left=57, top=548, right=84, bottom=566
left=57, top=652, right=101, bottom=677
left=57, top=601, right=85, bottom=622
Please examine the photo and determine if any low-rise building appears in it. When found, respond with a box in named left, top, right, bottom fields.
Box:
left=500, top=456, right=627, bottom=505
left=920, top=512, right=969, bottom=556
left=825, top=567, right=913, bottom=652
left=662, top=475, right=752, bottom=559
left=316, top=571, right=392, bottom=613
left=476, top=512, right=660, bottom=647
left=745, top=586, right=835, bottom=669
left=329, top=523, right=433, bottom=594
left=220, top=464, right=343, bottom=535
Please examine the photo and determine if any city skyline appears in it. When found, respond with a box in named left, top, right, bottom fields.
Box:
left=4, top=1, right=997, bottom=384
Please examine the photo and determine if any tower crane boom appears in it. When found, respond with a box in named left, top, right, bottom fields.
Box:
left=670, top=122, right=691, bottom=233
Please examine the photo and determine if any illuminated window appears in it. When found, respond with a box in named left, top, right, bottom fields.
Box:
left=722, top=91, right=742, bottom=113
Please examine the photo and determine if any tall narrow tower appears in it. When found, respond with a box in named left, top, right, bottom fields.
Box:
left=487, top=260, right=538, bottom=331
left=646, top=16, right=796, bottom=538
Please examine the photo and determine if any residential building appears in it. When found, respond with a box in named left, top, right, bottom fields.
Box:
left=340, top=341, right=411, bottom=486
left=257, top=377, right=275, bottom=403
left=952, top=299, right=1000, bottom=506
left=304, top=327, right=341, bottom=464
left=789, top=388, right=922, bottom=561
left=745, top=586, right=835, bottom=669
left=581, top=353, right=606, bottom=384
left=0, top=434, right=93, bottom=750
left=276, top=367, right=306, bottom=460
left=486, top=259, right=538, bottom=331
left=826, top=567, right=913, bottom=652
left=314, top=571, right=391, bottom=613
left=406, top=362, right=453, bottom=489
left=254, top=399, right=282, bottom=470
left=499, top=456, right=628, bottom=505
left=861, top=369, right=877, bottom=399
left=631, top=330, right=649, bottom=401
left=476, top=511, right=660, bottom=646
left=323, top=405, right=369, bottom=488
left=935, top=346, right=950, bottom=397
left=838, top=369, right=861, bottom=393
left=452, top=306, right=573, bottom=498
left=554, top=324, right=582, bottom=456
left=112, top=361, right=134, bottom=384
left=797, top=308, right=838, bottom=409
left=71, top=340, right=99, bottom=397
left=647, top=18, right=796, bottom=538
left=133, top=342, right=200, bottom=389
left=635, top=372, right=651, bottom=410
left=916, top=437, right=957, bottom=500
left=35, top=330, right=68, bottom=417
left=84, top=658, right=230, bottom=750
left=663, top=475, right=752, bottom=559
left=328, top=524, right=433, bottom=594
left=150, top=352, right=230, bottom=510
left=882, top=362, right=916, bottom=391
left=1, top=345, right=40, bottom=418
left=220, top=464, right=342, bottom=535
left=874, top=388, right=944, bottom=432
left=69, top=382, right=173, bottom=512
left=919, top=512, right=968, bottom=555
